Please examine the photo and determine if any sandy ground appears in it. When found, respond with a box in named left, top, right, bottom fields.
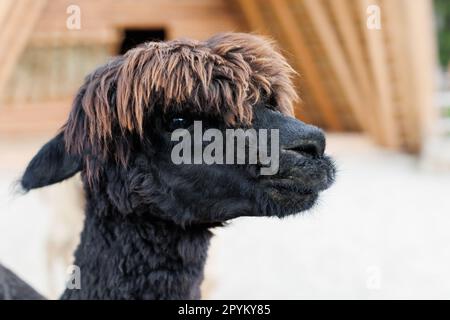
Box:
left=1, top=133, right=450, bottom=299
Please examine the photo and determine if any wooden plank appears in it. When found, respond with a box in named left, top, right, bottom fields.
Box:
left=34, top=0, right=237, bottom=34
left=168, top=17, right=242, bottom=40
left=0, top=99, right=72, bottom=136
left=0, top=0, right=14, bottom=29
left=303, top=0, right=374, bottom=135
left=399, top=0, right=436, bottom=152
left=357, top=0, right=400, bottom=148
left=327, top=0, right=382, bottom=140
left=234, top=0, right=313, bottom=124
left=381, top=0, right=416, bottom=150
left=267, top=0, right=343, bottom=130
left=30, top=29, right=120, bottom=47
left=30, top=0, right=242, bottom=43
left=235, top=0, right=269, bottom=35
left=0, top=0, right=47, bottom=98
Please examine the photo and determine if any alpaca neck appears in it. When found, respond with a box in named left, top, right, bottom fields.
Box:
left=60, top=203, right=212, bottom=300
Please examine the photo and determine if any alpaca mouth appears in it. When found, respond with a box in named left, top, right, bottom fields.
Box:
left=260, top=154, right=336, bottom=194
left=257, top=155, right=334, bottom=216
left=265, top=177, right=328, bottom=194
left=262, top=178, right=327, bottom=202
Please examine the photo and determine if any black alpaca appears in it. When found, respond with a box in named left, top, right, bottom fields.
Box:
left=1, top=33, right=335, bottom=300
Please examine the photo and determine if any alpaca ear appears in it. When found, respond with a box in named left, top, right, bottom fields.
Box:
left=21, top=132, right=82, bottom=191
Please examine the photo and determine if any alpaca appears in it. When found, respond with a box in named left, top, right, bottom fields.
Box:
left=0, top=33, right=335, bottom=300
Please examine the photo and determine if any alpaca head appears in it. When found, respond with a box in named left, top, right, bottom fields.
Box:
left=21, top=33, right=335, bottom=226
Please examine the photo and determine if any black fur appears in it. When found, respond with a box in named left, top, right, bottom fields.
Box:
left=13, top=104, right=334, bottom=300
left=4, top=35, right=336, bottom=300
left=0, top=264, right=44, bottom=300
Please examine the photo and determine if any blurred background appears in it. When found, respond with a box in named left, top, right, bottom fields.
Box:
left=0, top=0, right=450, bottom=299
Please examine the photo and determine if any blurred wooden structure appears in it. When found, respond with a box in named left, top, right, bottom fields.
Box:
left=0, top=0, right=241, bottom=136
left=235, top=0, right=436, bottom=152
left=0, top=0, right=436, bottom=153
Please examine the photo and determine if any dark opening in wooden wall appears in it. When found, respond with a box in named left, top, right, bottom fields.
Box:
left=119, top=29, right=166, bottom=54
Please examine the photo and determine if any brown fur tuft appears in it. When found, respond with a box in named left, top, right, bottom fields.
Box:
left=64, top=33, right=298, bottom=175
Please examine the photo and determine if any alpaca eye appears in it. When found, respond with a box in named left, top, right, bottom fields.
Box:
left=169, top=117, right=191, bottom=130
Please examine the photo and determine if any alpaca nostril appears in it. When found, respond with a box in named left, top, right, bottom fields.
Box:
left=285, top=138, right=325, bottom=158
